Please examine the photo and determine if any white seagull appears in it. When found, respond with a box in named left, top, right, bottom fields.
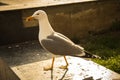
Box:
left=26, top=10, right=98, bottom=71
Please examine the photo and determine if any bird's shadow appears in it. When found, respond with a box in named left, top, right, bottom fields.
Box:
left=51, top=69, right=54, bottom=80
left=51, top=69, right=68, bottom=80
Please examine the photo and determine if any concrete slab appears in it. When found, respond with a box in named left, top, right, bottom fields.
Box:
left=11, top=56, right=120, bottom=80
left=0, top=0, right=96, bottom=11
left=0, top=57, right=20, bottom=80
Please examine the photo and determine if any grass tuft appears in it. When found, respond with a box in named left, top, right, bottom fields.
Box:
left=79, top=31, right=120, bottom=74
left=92, top=55, right=120, bottom=73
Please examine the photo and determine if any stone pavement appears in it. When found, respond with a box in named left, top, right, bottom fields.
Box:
left=12, top=56, right=120, bottom=80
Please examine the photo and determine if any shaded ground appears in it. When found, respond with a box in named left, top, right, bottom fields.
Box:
left=0, top=40, right=53, bottom=67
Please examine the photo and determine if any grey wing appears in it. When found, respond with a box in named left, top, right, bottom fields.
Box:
left=41, top=33, right=84, bottom=56
left=55, top=32, right=84, bottom=50
left=55, top=32, right=73, bottom=43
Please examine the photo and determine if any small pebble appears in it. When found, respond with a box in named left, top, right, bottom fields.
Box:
left=57, top=71, right=60, bottom=73
left=96, top=78, right=102, bottom=80
left=37, top=54, right=40, bottom=56
left=17, top=68, right=20, bottom=70
left=8, top=46, right=12, bottom=49
left=32, top=42, right=35, bottom=44
left=44, top=72, right=46, bottom=74
left=15, top=45, right=19, bottom=48
left=81, top=69, right=85, bottom=71
left=69, top=63, right=72, bottom=64
left=77, top=63, right=80, bottom=65
left=83, top=76, right=93, bottom=80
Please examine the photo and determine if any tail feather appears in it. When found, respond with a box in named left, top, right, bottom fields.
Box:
left=81, top=50, right=101, bottom=59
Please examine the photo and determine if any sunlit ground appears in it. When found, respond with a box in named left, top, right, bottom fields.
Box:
left=11, top=56, right=119, bottom=80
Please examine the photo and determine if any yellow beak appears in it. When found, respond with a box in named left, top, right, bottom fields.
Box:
left=26, top=16, right=34, bottom=21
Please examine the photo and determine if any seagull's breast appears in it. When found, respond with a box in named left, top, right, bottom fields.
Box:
left=38, top=18, right=54, bottom=42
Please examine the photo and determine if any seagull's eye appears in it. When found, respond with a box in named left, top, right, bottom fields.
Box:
left=36, top=13, right=39, bottom=15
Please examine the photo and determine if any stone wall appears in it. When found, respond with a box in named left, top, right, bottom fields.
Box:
left=45, top=1, right=120, bottom=39
left=0, top=1, right=120, bottom=45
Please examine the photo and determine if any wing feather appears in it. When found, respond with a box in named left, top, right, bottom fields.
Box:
left=41, top=32, right=84, bottom=56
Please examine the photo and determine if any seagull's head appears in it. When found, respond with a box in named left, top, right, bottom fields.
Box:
left=26, top=10, right=47, bottom=21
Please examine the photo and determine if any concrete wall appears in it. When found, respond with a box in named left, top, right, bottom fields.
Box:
left=0, top=57, right=20, bottom=80
left=0, top=1, right=120, bottom=45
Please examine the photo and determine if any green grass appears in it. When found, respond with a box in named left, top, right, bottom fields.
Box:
left=92, top=56, right=120, bottom=73
left=79, top=31, right=120, bottom=74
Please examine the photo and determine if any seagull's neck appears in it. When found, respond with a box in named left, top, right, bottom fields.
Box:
left=38, top=16, right=54, bottom=41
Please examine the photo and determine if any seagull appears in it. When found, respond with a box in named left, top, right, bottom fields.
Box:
left=26, top=10, right=99, bottom=71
